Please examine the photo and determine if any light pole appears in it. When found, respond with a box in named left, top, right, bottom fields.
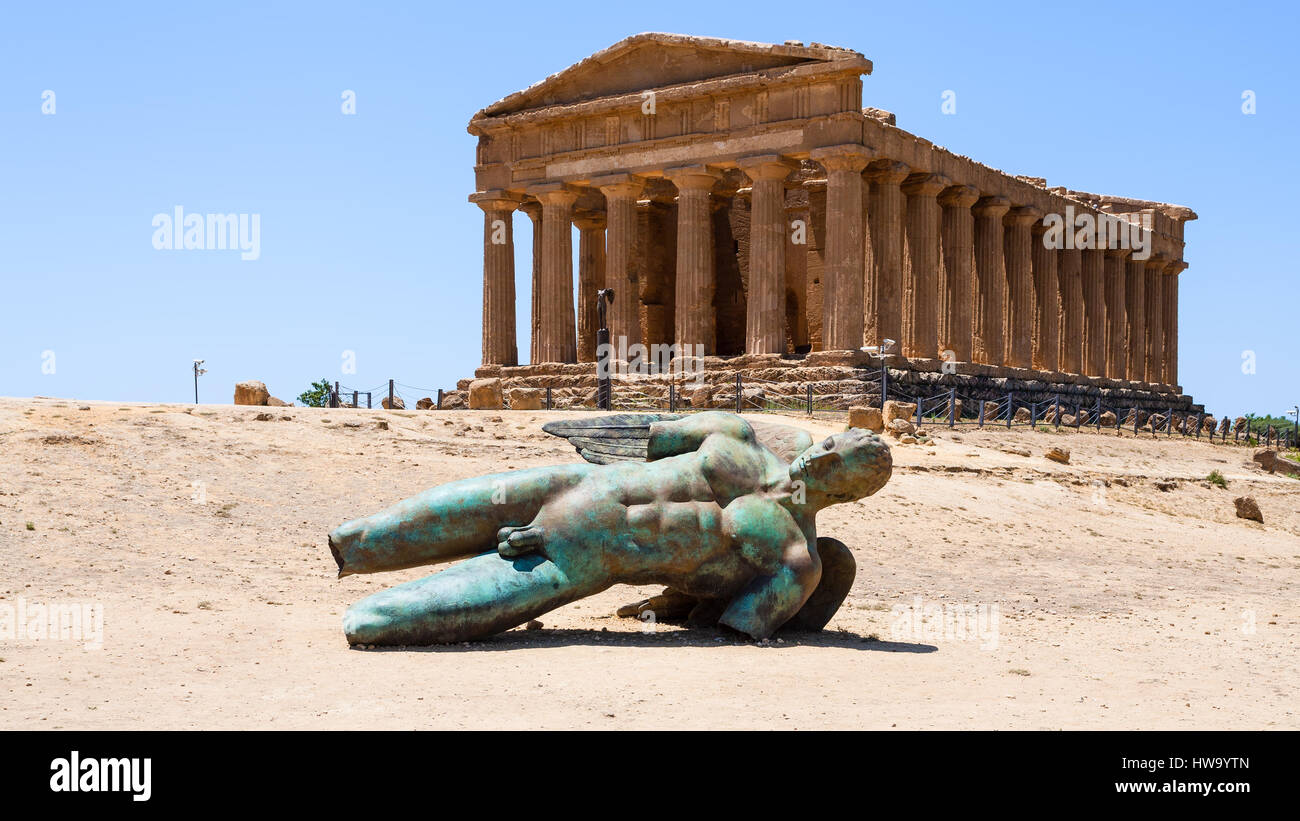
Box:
left=193, top=359, right=207, bottom=404
left=1289, top=405, right=1298, bottom=449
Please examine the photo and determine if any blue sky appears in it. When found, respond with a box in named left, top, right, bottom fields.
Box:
left=1, top=0, right=1296, bottom=418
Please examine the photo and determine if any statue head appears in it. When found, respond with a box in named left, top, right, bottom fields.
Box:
left=788, top=428, right=892, bottom=506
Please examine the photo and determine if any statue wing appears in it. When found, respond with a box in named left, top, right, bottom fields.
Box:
left=747, top=419, right=815, bottom=465
left=542, top=412, right=813, bottom=466
left=541, top=413, right=682, bottom=465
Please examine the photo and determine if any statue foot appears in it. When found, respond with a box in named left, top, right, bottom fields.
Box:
left=496, top=525, right=545, bottom=558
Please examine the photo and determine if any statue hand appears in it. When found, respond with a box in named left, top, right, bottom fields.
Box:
left=496, top=525, right=545, bottom=558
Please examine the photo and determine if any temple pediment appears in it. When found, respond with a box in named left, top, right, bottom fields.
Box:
left=478, top=32, right=866, bottom=118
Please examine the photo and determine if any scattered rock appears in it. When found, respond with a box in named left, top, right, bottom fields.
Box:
left=689, top=386, right=714, bottom=409
left=525, top=620, right=544, bottom=631
left=1154, top=479, right=1177, bottom=492
left=253, top=412, right=274, bottom=422
left=1014, top=407, right=1032, bottom=423
left=1233, top=496, right=1263, bottom=523
left=381, top=395, right=405, bottom=410
left=848, top=406, right=884, bottom=433
left=266, top=396, right=290, bottom=407
left=469, top=379, right=504, bottom=410
left=899, top=434, right=918, bottom=444
left=507, top=387, right=544, bottom=410
left=441, top=392, right=468, bottom=410
left=1099, top=410, right=1117, bottom=427
left=1045, top=446, right=1070, bottom=464
left=886, top=418, right=915, bottom=438
left=376, top=420, right=389, bottom=430
left=234, top=380, right=269, bottom=406
left=883, top=400, right=917, bottom=425
left=415, top=397, right=435, bottom=410
left=1252, top=448, right=1277, bottom=474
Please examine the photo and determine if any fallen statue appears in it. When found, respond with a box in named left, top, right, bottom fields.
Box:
left=327, top=411, right=891, bottom=645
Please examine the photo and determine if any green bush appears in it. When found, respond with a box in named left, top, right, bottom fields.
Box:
left=297, top=377, right=333, bottom=408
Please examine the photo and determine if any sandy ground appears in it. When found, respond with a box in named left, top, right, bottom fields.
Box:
left=0, top=395, right=1296, bottom=730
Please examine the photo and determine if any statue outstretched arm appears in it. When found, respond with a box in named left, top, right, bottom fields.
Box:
left=718, top=538, right=822, bottom=640
left=646, top=412, right=755, bottom=461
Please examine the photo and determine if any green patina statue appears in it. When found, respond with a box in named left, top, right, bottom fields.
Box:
left=328, top=411, right=891, bottom=645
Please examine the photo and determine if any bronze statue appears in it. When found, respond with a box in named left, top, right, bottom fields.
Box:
left=328, top=412, right=891, bottom=645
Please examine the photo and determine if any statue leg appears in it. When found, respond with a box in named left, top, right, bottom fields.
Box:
left=343, top=551, right=607, bottom=645
left=329, top=464, right=590, bottom=576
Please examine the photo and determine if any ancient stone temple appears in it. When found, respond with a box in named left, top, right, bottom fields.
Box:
left=461, top=33, right=1200, bottom=413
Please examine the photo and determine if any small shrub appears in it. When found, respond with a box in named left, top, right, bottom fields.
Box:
left=1207, top=470, right=1227, bottom=489
left=25, top=521, right=35, bottom=531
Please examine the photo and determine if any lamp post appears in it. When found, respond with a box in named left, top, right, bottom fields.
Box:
left=193, top=360, right=207, bottom=404
left=595, top=289, right=613, bottom=411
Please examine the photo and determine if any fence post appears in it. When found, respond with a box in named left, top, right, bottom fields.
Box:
left=386, top=379, right=393, bottom=410
left=1030, top=401, right=1038, bottom=430
left=1054, top=394, right=1061, bottom=431
left=1115, top=407, right=1122, bottom=435
left=668, top=382, right=676, bottom=413
left=1166, top=407, right=1173, bottom=437
left=948, top=387, right=956, bottom=428
left=1133, top=408, right=1139, bottom=436
left=545, top=387, right=552, bottom=411
left=806, top=385, right=813, bottom=416
left=1006, top=391, right=1013, bottom=429
left=436, top=388, right=443, bottom=410
left=916, top=398, right=922, bottom=427
left=978, top=399, right=986, bottom=428
left=881, top=364, right=888, bottom=405
left=735, top=373, right=743, bottom=414
left=1095, top=398, right=1102, bottom=431
left=1196, top=413, right=1203, bottom=439
left=1075, top=404, right=1081, bottom=429
left=334, top=381, right=340, bottom=409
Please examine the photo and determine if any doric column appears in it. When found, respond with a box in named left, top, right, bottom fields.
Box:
left=1031, top=218, right=1059, bottom=372
left=531, top=184, right=580, bottom=364
left=1123, top=256, right=1146, bottom=381
left=1163, top=261, right=1186, bottom=385
left=519, top=200, right=543, bottom=364
left=1081, top=248, right=1106, bottom=377
left=972, top=196, right=1010, bottom=365
left=471, top=192, right=520, bottom=367
left=865, top=160, right=910, bottom=350
left=1103, top=248, right=1130, bottom=380
left=803, top=179, right=828, bottom=350
left=665, top=166, right=722, bottom=353
left=901, top=172, right=949, bottom=360
left=1002, top=206, right=1041, bottom=369
left=1057, top=248, right=1084, bottom=374
left=1142, top=257, right=1166, bottom=383
left=938, top=184, right=979, bottom=363
left=573, top=211, right=606, bottom=363
left=595, top=174, right=645, bottom=352
left=737, top=155, right=797, bottom=354
left=811, top=146, right=872, bottom=351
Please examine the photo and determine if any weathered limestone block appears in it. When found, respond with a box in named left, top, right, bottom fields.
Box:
left=381, top=396, right=406, bottom=410
left=689, top=385, right=714, bottom=408
left=469, top=379, right=504, bottom=410
left=1234, top=496, right=1263, bottom=523
left=266, top=396, right=290, bottom=407
left=234, top=380, right=269, bottom=406
left=441, top=392, right=467, bottom=409
left=1045, top=446, right=1071, bottom=464
left=416, top=397, right=435, bottom=410
left=1234, top=416, right=1248, bottom=433
left=1099, top=410, right=1117, bottom=427
left=887, top=418, right=915, bottom=438
left=1014, top=407, right=1032, bottom=423
left=507, top=387, right=544, bottom=410
left=849, top=406, right=884, bottom=433
left=883, top=400, right=917, bottom=425
left=1252, top=448, right=1278, bottom=473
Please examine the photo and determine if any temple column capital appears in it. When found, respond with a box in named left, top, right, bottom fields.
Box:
left=938, top=184, right=980, bottom=209
left=810, top=144, right=875, bottom=174
left=736, top=154, right=798, bottom=182
left=1004, top=205, right=1044, bottom=227
left=1164, top=260, right=1189, bottom=275
left=528, top=182, right=582, bottom=207
left=665, top=165, right=724, bottom=191
left=865, top=159, right=911, bottom=185
left=902, top=172, right=951, bottom=198
left=572, top=210, right=607, bottom=230
left=973, top=195, right=1011, bottom=218
left=592, top=173, right=646, bottom=201
left=469, top=189, right=522, bottom=213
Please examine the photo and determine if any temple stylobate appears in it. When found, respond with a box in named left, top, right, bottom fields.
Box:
left=467, top=33, right=1196, bottom=392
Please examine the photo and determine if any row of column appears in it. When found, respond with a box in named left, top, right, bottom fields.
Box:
left=474, top=153, right=1184, bottom=386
